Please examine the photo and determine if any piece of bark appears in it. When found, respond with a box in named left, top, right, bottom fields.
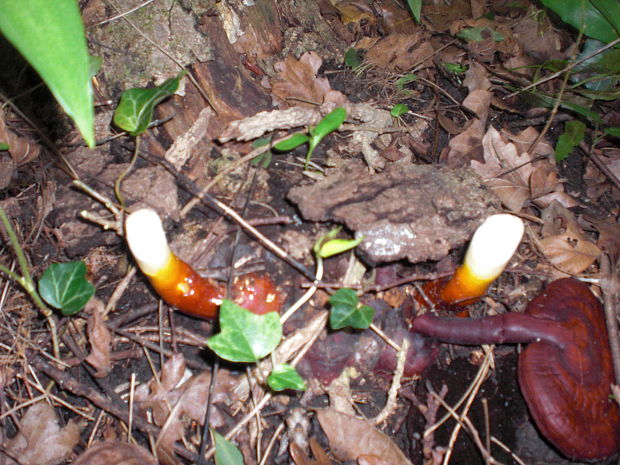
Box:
left=288, top=161, right=500, bottom=264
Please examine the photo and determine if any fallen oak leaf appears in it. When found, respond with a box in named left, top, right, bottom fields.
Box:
left=471, top=126, right=531, bottom=211
left=71, top=442, right=158, bottom=465
left=2, top=402, right=80, bottom=465
left=0, top=111, right=40, bottom=167
left=316, top=408, right=412, bottom=465
left=272, top=52, right=345, bottom=107
left=85, top=298, right=112, bottom=377
left=538, top=202, right=601, bottom=274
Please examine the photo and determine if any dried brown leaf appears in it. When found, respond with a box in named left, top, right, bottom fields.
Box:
left=365, top=32, right=434, bottom=71
left=471, top=126, right=530, bottom=211
left=334, top=1, right=375, bottom=25
left=2, top=402, right=80, bottom=465
left=512, top=9, right=571, bottom=61
left=540, top=234, right=600, bottom=274
left=539, top=202, right=601, bottom=274
left=585, top=216, right=620, bottom=262
left=85, top=299, right=112, bottom=377
left=316, top=409, right=412, bottom=465
left=0, top=112, right=40, bottom=167
left=272, top=52, right=343, bottom=107
left=72, top=442, right=158, bottom=465
left=443, top=64, right=492, bottom=167
left=135, top=354, right=236, bottom=464
left=358, top=455, right=392, bottom=465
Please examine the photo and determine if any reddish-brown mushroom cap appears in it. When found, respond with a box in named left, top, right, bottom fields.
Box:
left=410, top=278, right=620, bottom=461
left=517, top=278, right=620, bottom=461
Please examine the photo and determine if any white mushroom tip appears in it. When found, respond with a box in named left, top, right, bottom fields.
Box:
left=125, top=209, right=172, bottom=276
left=464, top=214, right=524, bottom=281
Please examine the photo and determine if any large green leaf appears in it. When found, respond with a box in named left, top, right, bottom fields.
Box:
left=113, top=73, right=184, bottom=136
left=541, top=0, right=619, bottom=44
left=207, top=300, right=282, bottom=363
left=38, top=261, right=95, bottom=315
left=0, top=0, right=95, bottom=147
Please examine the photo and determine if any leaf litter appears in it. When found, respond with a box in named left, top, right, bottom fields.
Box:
left=1, top=0, right=619, bottom=464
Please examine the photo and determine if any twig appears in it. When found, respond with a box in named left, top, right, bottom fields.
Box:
left=429, top=383, right=504, bottom=465
left=599, top=254, right=620, bottom=385
left=372, top=338, right=409, bottom=425
left=0, top=207, right=60, bottom=358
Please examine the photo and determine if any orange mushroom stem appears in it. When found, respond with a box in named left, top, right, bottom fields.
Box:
left=125, top=209, right=282, bottom=318
left=419, top=214, right=524, bottom=311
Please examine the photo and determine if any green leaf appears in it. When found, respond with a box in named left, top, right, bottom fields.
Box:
left=328, top=288, right=375, bottom=330
left=443, top=63, right=468, bottom=74
left=250, top=137, right=273, bottom=168
left=212, top=430, right=245, bottom=465
left=591, top=0, right=620, bottom=36
left=391, top=104, right=409, bottom=118
left=318, top=236, right=364, bottom=258
left=274, top=133, right=310, bottom=151
left=311, top=108, right=347, bottom=141
left=395, top=74, right=418, bottom=96
left=0, top=142, right=9, bottom=151
left=207, top=300, right=282, bottom=363
left=267, top=364, right=307, bottom=391
left=345, top=48, right=363, bottom=69
left=605, top=127, right=620, bottom=137
left=555, top=120, right=586, bottom=161
left=0, top=0, right=95, bottom=147
left=541, top=0, right=619, bottom=44
left=113, top=72, right=185, bottom=136
left=88, top=55, right=103, bottom=79
left=406, top=0, right=422, bottom=23
left=38, top=261, right=95, bottom=315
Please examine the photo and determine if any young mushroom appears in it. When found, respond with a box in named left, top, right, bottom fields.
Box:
left=410, top=278, right=620, bottom=461
left=125, top=209, right=281, bottom=318
left=418, top=214, right=524, bottom=311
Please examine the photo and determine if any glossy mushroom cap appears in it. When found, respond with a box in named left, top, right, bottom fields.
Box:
left=410, top=278, right=620, bottom=461
left=518, top=278, right=620, bottom=461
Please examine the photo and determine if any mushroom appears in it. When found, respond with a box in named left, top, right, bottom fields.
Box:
left=125, top=209, right=281, bottom=318
left=410, top=278, right=620, bottom=461
left=418, top=214, right=524, bottom=311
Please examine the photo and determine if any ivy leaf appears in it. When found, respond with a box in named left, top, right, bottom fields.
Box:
left=0, top=0, right=95, bottom=146
left=113, top=72, right=185, bottom=136
left=38, top=261, right=95, bottom=315
left=344, top=48, right=363, bottom=69
left=555, top=120, right=586, bottom=161
left=391, top=104, right=409, bottom=118
left=0, top=142, right=9, bottom=151
left=395, top=74, right=417, bottom=96
left=267, top=364, right=307, bottom=391
left=250, top=137, right=273, bottom=168
left=212, top=430, right=245, bottom=465
left=207, top=300, right=282, bottom=363
left=274, top=133, right=310, bottom=151
left=328, top=288, right=375, bottom=330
